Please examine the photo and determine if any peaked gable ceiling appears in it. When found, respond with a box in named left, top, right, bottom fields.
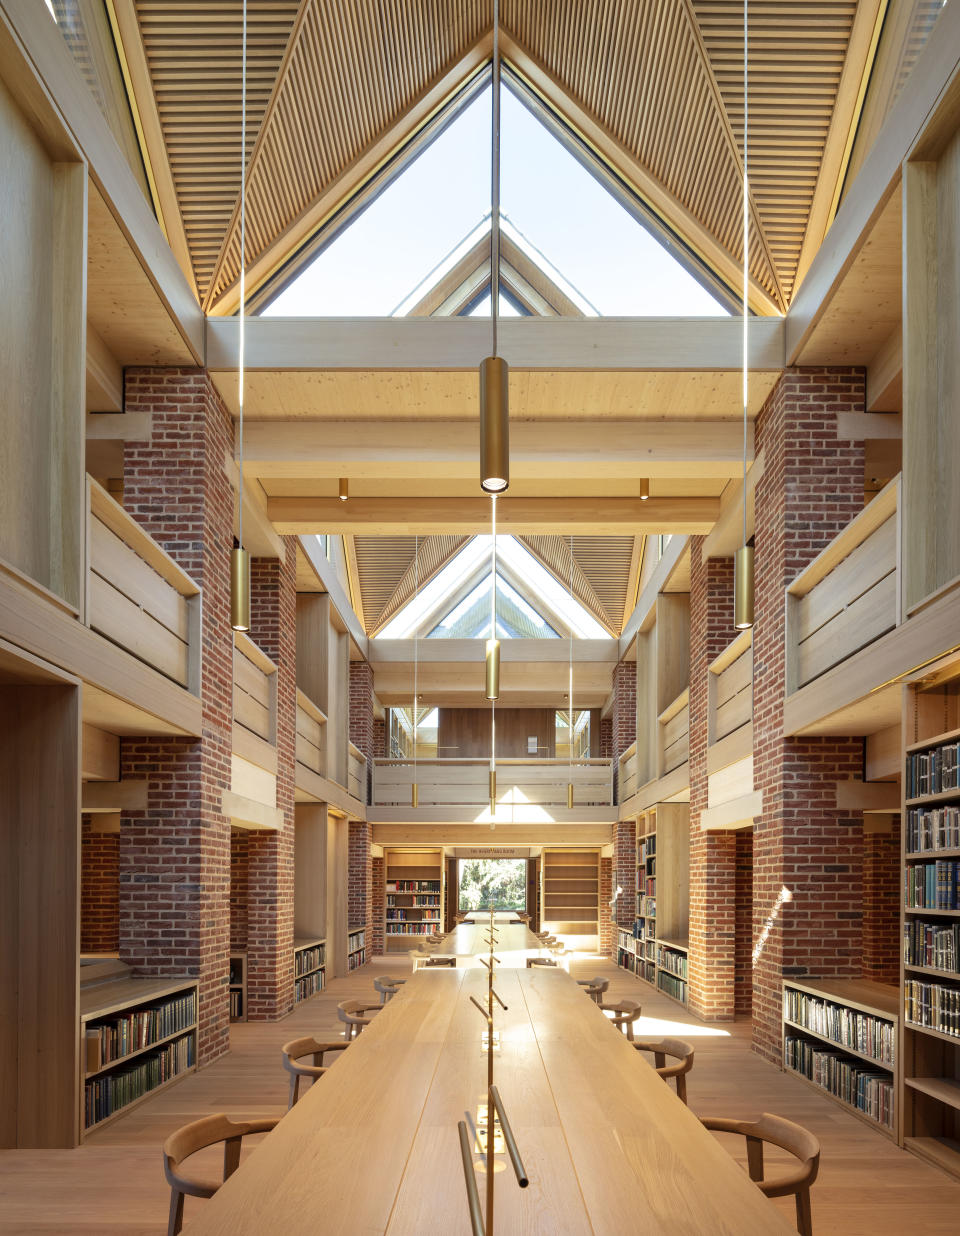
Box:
left=127, top=1, right=872, bottom=316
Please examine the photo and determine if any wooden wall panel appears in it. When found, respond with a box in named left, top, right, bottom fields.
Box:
left=295, top=803, right=327, bottom=941
left=438, top=707, right=556, bottom=758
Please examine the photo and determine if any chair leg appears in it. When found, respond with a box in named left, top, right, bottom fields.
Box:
left=168, top=1188, right=185, bottom=1236
left=288, top=1073, right=299, bottom=1110
left=675, top=1072, right=687, bottom=1106
left=745, top=1136, right=765, bottom=1183
left=796, top=1186, right=813, bottom=1236
left=223, top=1134, right=243, bottom=1180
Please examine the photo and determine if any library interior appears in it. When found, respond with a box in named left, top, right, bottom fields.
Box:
left=3, top=1, right=960, bottom=1233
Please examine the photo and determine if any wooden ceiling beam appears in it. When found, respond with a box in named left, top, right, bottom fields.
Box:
left=243, top=418, right=754, bottom=479
left=267, top=496, right=719, bottom=536
left=206, top=314, right=785, bottom=371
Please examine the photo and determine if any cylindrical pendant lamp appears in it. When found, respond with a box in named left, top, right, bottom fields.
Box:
left=734, top=544, right=754, bottom=630
left=231, top=546, right=250, bottom=632
left=480, top=357, right=509, bottom=493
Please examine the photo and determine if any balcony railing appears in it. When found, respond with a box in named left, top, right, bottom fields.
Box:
left=348, top=742, right=367, bottom=803
left=658, top=689, right=689, bottom=776
left=708, top=630, right=752, bottom=745
left=371, top=758, right=614, bottom=809
left=295, top=691, right=327, bottom=779
left=618, top=742, right=638, bottom=803
left=86, top=478, right=200, bottom=690
left=233, top=633, right=277, bottom=745
left=785, top=476, right=899, bottom=692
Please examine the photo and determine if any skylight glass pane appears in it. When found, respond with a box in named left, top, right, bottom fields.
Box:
left=262, top=77, right=731, bottom=317
left=465, top=292, right=523, bottom=317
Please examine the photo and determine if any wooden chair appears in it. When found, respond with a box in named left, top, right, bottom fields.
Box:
left=700, top=1113, right=820, bottom=1235
left=280, top=1036, right=348, bottom=1109
left=526, top=956, right=557, bottom=967
left=337, top=999, right=380, bottom=1039
left=600, top=997, right=643, bottom=1040
left=633, top=1037, right=695, bottom=1104
left=577, top=976, right=609, bottom=1003
left=373, top=976, right=405, bottom=1003
left=162, top=1113, right=279, bottom=1236
left=424, top=954, right=456, bottom=967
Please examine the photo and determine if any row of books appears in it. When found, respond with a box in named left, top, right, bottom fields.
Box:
left=637, top=896, right=656, bottom=918
left=85, top=1033, right=194, bottom=1128
left=657, top=971, right=687, bottom=1002
left=784, top=1037, right=894, bottom=1130
left=906, top=742, right=960, bottom=799
left=347, top=947, right=366, bottom=971
left=85, top=991, right=197, bottom=1074
left=658, top=947, right=688, bottom=979
left=347, top=929, right=366, bottom=953
left=641, top=877, right=656, bottom=897
left=617, top=947, right=639, bottom=974
left=617, top=929, right=637, bottom=953
left=229, top=990, right=244, bottom=1019
left=783, top=988, right=895, bottom=1065
left=638, top=960, right=656, bottom=984
left=295, top=968, right=325, bottom=1002
left=904, top=919, right=960, bottom=973
left=385, top=910, right=440, bottom=921
left=904, top=860, right=960, bottom=909
left=386, top=880, right=441, bottom=893
left=385, top=922, right=439, bottom=934
left=905, top=979, right=960, bottom=1037
left=906, top=805, right=960, bottom=853
left=639, top=836, right=656, bottom=861
left=295, top=945, right=325, bottom=976
left=386, top=894, right=440, bottom=907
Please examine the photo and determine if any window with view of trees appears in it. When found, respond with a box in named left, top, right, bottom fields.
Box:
left=458, top=859, right=527, bottom=912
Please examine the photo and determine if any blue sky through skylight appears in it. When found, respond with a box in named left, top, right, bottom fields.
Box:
left=264, top=82, right=729, bottom=317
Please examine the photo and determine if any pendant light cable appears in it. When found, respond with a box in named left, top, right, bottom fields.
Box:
left=734, top=0, right=755, bottom=631
left=412, top=535, right=418, bottom=807
left=230, top=0, right=251, bottom=631
left=567, top=535, right=574, bottom=809
left=491, top=0, right=501, bottom=357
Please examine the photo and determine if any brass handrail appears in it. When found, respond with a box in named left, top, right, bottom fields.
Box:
left=457, top=1120, right=485, bottom=1236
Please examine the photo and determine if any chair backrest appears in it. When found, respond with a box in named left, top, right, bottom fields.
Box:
left=635, top=1036, right=694, bottom=1069
left=702, top=1113, right=821, bottom=1192
left=281, top=1036, right=342, bottom=1073
left=163, top=1114, right=278, bottom=1187
left=752, top=1114, right=821, bottom=1175
left=374, top=977, right=397, bottom=998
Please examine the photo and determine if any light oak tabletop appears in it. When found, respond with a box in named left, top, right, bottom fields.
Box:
left=184, top=961, right=794, bottom=1235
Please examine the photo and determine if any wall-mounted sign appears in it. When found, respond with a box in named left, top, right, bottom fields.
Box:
left=454, top=847, right=530, bottom=859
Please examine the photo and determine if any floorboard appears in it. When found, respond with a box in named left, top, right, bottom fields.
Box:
left=0, top=955, right=958, bottom=1234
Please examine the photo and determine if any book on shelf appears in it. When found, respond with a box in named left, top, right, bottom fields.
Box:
left=294, top=944, right=325, bottom=976
left=229, top=990, right=244, bottom=1019
left=84, top=1032, right=195, bottom=1128
left=905, top=979, right=960, bottom=1037
left=784, top=1036, right=894, bottom=1129
left=907, top=805, right=960, bottom=852
left=657, top=971, right=686, bottom=1002
left=386, top=880, right=441, bottom=893
left=783, top=987, right=895, bottom=1065
left=905, top=860, right=960, bottom=909
left=907, top=741, right=960, bottom=798
left=295, top=969, right=325, bottom=1002
left=84, top=991, right=197, bottom=1074
left=904, top=918, right=960, bottom=971
left=657, top=947, right=688, bottom=980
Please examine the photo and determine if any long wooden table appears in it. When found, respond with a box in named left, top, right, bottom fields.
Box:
left=184, top=962, right=794, bottom=1234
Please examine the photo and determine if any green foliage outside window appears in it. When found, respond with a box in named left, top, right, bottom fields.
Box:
left=458, top=859, right=527, bottom=912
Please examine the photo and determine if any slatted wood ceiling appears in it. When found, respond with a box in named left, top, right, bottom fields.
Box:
left=128, top=2, right=861, bottom=312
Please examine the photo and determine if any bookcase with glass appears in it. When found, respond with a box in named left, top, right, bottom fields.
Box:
left=902, top=668, right=960, bottom=1178
left=622, top=804, right=689, bottom=1003
left=384, top=848, right=444, bottom=951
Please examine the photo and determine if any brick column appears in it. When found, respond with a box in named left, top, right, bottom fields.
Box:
left=614, top=819, right=636, bottom=934
left=371, top=854, right=385, bottom=956
left=862, top=829, right=899, bottom=982
left=751, top=368, right=867, bottom=1061
left=349, top=659, right=375, bottom=764
left=348, top=660, right=375, bottom=949
left=599, top=857, right=614, bottom=955
left=348, top=820, right=373, bottom=947
left=610, top=659, right=637, bottom=773
left=244, top=545, right=297, bottom=1019
left=230, top=832, right=249, bottom=951
left=80, top=817, right=119, bottom=953
left=688, top=549, right=739, bottom=1020
left=119, top=368, right=234, bottom=1065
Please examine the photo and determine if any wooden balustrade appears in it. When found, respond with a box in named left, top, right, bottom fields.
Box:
left=786, top=476, right=900, bottom=692
left=348, top=742, right=367, bottom=803
left=372, top=758, right=613, bottom=808
left=295, top=691, right=327, bottom=778
left=618, top=742, right=638, bottom=804
left=86, top=478, right=201, bottom=690
left=233, top=633, right=277, bottom=744
left=658, top=690, right=689, bottom=776
left=708, top=629, right=753, bottom=745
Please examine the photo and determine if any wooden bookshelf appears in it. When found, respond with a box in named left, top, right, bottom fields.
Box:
left=782, top=977, right=899, bottom=1139
left=294, top=938, right=326, bottom=1003
left=347, top=928, right=366, bottom=970
left=902, top=672, right=960, bottom=1180
left=623, top=804, right=690, bottom=1003
left=384, top=849, right=444, bottom=952
left=229, top=953, right=246, bottom=1022
left=541, top=848, right=600, bottom=946
left=80, top=977, right=198, bottom=1138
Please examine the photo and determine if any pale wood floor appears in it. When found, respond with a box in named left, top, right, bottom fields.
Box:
left=1, top=955, right=959, bottom=1234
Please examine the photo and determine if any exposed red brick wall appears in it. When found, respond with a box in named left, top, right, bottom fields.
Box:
left=244, top=544, right=297, bottom=1019
left=614, top=819, right=636, bottom=930
left=735, top=830, right=754, bottom=1017
left=230, top=830, right=248, bottom=951
left=751, top=368, right=867, bottom=1061
left=862, top=828, right=899, bottom=983
left=80, top=817, right=119, bottom=953
left=119, top=368, right=234, bottom=1065
left=348, top=820, right=373, bottom=942
left=599, top=857, right=614, bottom=955
left=599, top=715, right=613, bottom=760
left=373, top=718, right=386, bottom=759
left=610, top=660, right=636, bottom=801
left=688, top=545, right=739, bottom=1020
left=349, top=660, right=374, bottom=759
left=371, top=855, right=385, bottom=956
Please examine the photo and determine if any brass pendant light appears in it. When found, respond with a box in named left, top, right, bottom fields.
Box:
left=230, top=0, right=251, bottom=632
left=479, top=0, right=509, bottom=494
left=734, top=0, right=755, bottom=631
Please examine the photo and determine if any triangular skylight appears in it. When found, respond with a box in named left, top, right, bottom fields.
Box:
left=375, top=535, right=609, bottom=640
left=261, top=74, right=731, bottom=317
